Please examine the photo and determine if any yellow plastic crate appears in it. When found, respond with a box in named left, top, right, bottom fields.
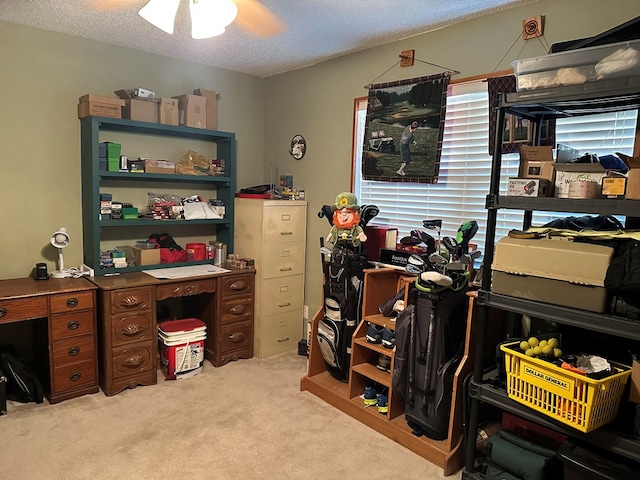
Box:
left=500, top=341, right=631, bottom=432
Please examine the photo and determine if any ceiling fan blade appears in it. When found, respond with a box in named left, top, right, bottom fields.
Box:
left=233, top=0, right=285, bottom=38
left=83, top=0, right=146, bottom=12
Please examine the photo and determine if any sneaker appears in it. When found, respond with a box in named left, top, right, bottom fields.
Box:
left=363, top=385, right=379, bottom=407
left=377, top=392, right=389, bottom=414
left=381, top=327, right=395, bottom=349
left=366, top=322, right=384, bottom=343
left=376, top=354, right=391, bottom=372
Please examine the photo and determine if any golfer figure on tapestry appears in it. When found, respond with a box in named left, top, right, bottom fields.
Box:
left=397, top=121, right=418, bottom=176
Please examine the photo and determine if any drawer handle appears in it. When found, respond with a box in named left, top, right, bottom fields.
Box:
left=123, top=355, right=142, bottom=367
left=69, top=371, right=82, bottom=382
left=229, top=332, right=245, bottom=343
left=66, top=297, right=79, bottom=308
left=229, top=281, right=246, bottom=290
left=122, top=324, right=140, bottom=336
left=230, top=305, right=246, bottom=315
left=68, top=346, right=80, bottom=356
left=277, top=336, right=290, bottom=343
left=280, top=267, right=292, bottom=272
left=280, top=231, right=293, bottom=236
left=67, top=320, right=80, bottom=330
left=121, top=296, right=144, bottom=308
left=278, top=302, right=291, bottom=308
left=0, top=307, right=6, bottom=317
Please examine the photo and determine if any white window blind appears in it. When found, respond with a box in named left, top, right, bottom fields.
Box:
left=355, top=81, right=638, bottom=251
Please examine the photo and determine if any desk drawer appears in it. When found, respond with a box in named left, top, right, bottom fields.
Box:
left=50, top=291, right=94, bottom=314
left=220, top=319, right=253, bottom=354
left=111, top=311, right=154, bottom=347
left=220, top=274, right=254, bottom=298
left=52, top=335, right=95, bottom=366
left=156, top=279, right=216, bottom=300
left=263, top=242, right=305, bottom=278
left=51, top=310, right=94, bottom=340
left=0, top=297, right=47, bottom=323
left=221, top=297, right=253, bottom=324
left=262, top=275, right=303, bottom=315
left=112, top=344, right=154, bottom=379
left=109, top=287, right=152, bottom=313
left=52, top=360, right=96, bottom=392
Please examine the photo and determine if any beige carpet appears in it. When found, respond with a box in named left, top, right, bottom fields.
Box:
left=1, top=351, right=462, bottom=480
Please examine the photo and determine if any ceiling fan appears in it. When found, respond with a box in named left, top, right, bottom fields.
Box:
left=86, top=0, right=285, bottom=39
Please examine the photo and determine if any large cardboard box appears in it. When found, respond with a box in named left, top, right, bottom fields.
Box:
left=193, top=88, right=217, bottom=130
left=518, top=146, right=555, bottom=183
left=77, top=95, right=125, bottom=119
left=173, top=94, right=206, bottom=129
left=158, top=97, right=179, bottom=126
left=124, top=99, right=158, bottom=123
left=553, top=163, right=608, bottom=198
left=492, top=236, right=613, bottom=313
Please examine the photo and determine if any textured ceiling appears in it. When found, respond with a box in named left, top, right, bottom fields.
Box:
left=0, top=0, right=535, bottom=78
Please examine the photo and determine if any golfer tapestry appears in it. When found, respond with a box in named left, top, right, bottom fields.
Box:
left=362, top=73, right=450, bottom=184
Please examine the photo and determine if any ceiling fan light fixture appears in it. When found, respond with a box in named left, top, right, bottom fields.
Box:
left=139, top=0, right=181, bottom=35
left=189, top=0, right=239, bottom=39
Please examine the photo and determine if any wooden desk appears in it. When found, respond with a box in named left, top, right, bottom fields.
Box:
left=89, top=268, right=255, bottom=396
left=0, top=277, right=98, bottom=404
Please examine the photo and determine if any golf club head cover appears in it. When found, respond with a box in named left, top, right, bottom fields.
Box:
left=420, top=271, right=453, bottom=287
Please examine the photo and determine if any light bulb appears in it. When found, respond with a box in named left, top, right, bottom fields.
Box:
left=190, top=0, right=238, bottom=39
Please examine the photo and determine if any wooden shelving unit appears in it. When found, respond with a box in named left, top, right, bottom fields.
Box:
left=301, top=267, right=479, bottom=476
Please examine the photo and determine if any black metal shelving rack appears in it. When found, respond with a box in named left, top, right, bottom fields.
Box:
left=462, top=77, right=640, bottom=478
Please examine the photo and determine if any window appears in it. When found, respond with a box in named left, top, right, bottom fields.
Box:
left=354, top=81, right=638, bottom=251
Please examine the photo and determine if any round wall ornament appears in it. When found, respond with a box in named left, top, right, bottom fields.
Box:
left=289, top=134, right=306, bottom=160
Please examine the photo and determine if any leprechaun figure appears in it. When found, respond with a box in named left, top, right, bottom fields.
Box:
left=326, top=192, right=368, bottom=248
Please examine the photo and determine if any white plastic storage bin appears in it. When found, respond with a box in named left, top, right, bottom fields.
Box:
left=513, top=39, right=640, bottom=91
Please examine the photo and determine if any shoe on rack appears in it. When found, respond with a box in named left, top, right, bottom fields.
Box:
left=366, top=322, right=384, bottom=344
left=377, top=391, right=389, bottom=414
left=381, top=327, right=395, bottom=349
left=378, top=287, right=405, bottom=317
left=363, top=385, right=379, bottom=407
left=376, top=354, right=391, bottom=372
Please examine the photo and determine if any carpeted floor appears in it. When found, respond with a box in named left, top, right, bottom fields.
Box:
left=1, top=351, right=462, bottom=480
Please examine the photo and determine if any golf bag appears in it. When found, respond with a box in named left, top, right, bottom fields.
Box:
left=317, top=245, right=368, bottom=382
left=395, top=280, right=468, bottom=440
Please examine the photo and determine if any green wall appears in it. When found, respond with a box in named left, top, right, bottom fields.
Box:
left=0, top=0, right=637, bottom=330
left=263, top=0, right=639, bottom=318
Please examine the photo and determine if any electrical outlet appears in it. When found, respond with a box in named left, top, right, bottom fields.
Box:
left=303, top=305, right=309, bottom=319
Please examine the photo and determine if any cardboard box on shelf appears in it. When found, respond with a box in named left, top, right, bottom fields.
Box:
left=630, top=356, right=640, bottom=404
left=507, top=178, right=550, bottom=197
left=123, top=98, right=158, bottom=123
left=173, top=94, right=207, bottom=129
left=518, top=145, right=555, bottom=183
left=193, top=88, right=217, bottom=130
left=618, top=153, right=640, bottom=200
left=491, top=236, right=613, bottom=313
left=158, top=97, right=179, bottom=126
left=144, top=159, right=175, bottom=174
left=601, top=172, right=627, bottom=198
left=132, top=246, right=160, bottom=266
left=553, top=163, right=609, bottom=198
left=77, top=95, right=125, bottom=119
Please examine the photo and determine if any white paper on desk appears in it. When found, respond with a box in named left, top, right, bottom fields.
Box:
left=143, top=265, right=230, bottom=279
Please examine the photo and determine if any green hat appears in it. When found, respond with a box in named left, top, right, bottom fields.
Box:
left=332, top=192, right=360, bottom=211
